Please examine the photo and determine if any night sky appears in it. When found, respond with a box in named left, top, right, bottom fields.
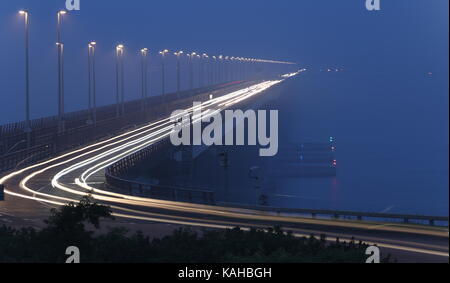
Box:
left=0, top=0, right=448, bottom=123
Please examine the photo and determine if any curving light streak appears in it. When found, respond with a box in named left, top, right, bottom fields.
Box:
left=2, top=75, right=448, bottom=258
left=4, top=80, right=285, bottom=211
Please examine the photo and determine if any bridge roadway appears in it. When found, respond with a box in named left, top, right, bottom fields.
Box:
left=0, top=77, right=448, bottom=262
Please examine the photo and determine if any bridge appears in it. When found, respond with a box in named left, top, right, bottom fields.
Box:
left=1, top=73, right=448, bottom=262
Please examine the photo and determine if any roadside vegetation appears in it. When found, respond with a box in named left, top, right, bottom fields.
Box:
left=0, top=197, right=390, bottom=263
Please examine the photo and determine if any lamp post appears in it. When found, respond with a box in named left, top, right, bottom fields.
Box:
left=236, top=57, right=242, bottom=80
left=18, top=10, right=31, bottom=147
left=189, top=52, right=196, bottom=89
left=196, top=54, right=201, bottom=87
left=231, top=57, right=236, bottom=81
left=241, top=57, right=246, bottom=80
left=211, top=56, right=217, bottom=84
left=225, top=56, right=230, bottom=82
left=115, top=44, right=124, bottom=117
left=56, top=10, right=66, bottom=132
left=174, top=51, right=183, bottom=98
left=218, top=55, right=223, bottom=83
left=88, top=42, right=97, bottom=125
left=159, top=49, right=169, bottom=97
left=140, top=48, right=149, bottom=111
left=202, top=54, right=209, bottom=87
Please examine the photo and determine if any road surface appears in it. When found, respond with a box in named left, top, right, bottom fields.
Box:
left=1, top=76, right=448, bottom=262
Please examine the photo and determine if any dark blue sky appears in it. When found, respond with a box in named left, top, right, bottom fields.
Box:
left=0, top=0, right=448, bottom=123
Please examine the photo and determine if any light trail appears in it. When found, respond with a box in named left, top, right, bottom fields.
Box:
left=3, top=80, right=284, bottom=209
left=1, top=76, right=448, bottom=260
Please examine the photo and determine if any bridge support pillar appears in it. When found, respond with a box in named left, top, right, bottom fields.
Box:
left=0, top=184, right=4, bottom=201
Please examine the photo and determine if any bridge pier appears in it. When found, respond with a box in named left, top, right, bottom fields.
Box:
left=0, top=184, right=4, bottom=201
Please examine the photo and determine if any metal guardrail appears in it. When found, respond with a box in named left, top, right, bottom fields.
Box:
left=104, top=137, right=215, bottom=205
left=217, top=203, right=449, bottom=227
left=0, top=81, right=248, bottom=173
left=105, top=173, right=215, bottom=205
left=0, top=144, right=53, bottom=171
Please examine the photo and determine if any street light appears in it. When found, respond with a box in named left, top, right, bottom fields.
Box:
left=159, top=49, right=169, bottom=96
left=174, top=51, right=183, bottom=98
left=57, top=10, right=66, bottom=43
left=116, top=44, right=124, bottom=116
left=236, top=57, right=242, bottom=80
left=212, top=56, right=217, bottom=84
left=230, top=57, right=236, bottom=81
left=88, top=42, right=97, bottom=125
left=218, top=55, right=224, bottom=83
left=196, top=54, right=201, bottom=87
left=18, top=10, right=31, bottom=147
left=57, top=10, right=67, bottom=132
left=140, top=48, right=149, bottom=111
left=202, top=54, right=209, bottom=87
left=224, top=56, right=230, bottom=82
left=188, top=52, right=196, bottom=89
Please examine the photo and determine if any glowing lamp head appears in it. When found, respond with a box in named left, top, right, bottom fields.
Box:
left=19, top=10, right=28, bottom=15
left=58, top=10, right=67, bottom=15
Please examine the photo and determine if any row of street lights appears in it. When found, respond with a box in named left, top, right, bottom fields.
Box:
left=16, top=10, right=295, bottom=140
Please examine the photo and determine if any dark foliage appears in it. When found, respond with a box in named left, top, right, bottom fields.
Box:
left=0, top=197, right=384, bottom=263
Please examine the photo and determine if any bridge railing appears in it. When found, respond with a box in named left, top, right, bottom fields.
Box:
left=104, top=138, right=215, bottom=205
left=105, top=173, right=215, bottom=205
left=216, top=202, right=449, bottom=227
left=0, top=143, right=53, bottom=171
left=0, top=81, right=243, bottom=140
left=0, top=81, right=248, bottom=173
